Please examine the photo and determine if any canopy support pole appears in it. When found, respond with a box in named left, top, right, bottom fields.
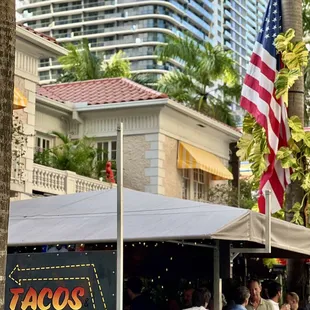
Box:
left=116, top=122, right=124, bottom=310
left=230, top=190, right=272, bottom=255
left=213, top=240, right=222, bottom=310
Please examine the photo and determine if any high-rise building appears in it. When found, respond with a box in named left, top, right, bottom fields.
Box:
left=17, top=0, right=267, bottom=85
left=223, top=0, right=267, bottom=78
left=222, top=0, right=267, bottom=124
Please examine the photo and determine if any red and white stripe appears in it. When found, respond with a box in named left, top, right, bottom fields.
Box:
left=241, top=42, right=291, bottom=214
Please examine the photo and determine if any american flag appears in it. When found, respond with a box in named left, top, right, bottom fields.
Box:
left=240, top=0, right=291, bottom=214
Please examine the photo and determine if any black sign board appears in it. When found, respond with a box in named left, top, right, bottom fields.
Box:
left=5, top=251, right=116, bottom=310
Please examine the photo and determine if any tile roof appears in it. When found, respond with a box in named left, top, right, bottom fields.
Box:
left=17, top=23, right=58, bottom=45
left=37, top=78, right=168, bottom=104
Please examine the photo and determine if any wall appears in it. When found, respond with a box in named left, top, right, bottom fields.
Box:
left=160, top=106, right=232, bottom=162
left=35, top=109, right=68, bottom=136
left=11, top=50, right=38, bottom=200
left=162, top=135, right=183, bottom=198
left=123, top=135, right=151, bottom=192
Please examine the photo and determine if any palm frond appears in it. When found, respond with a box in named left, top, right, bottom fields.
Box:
left=58, top=39, right=102, bottom=81
left=156, top=34, right=200, bottom=66
left=102, top=50, right=131, bottom=78
left=131, top=73, right=160, bottom=90
left=158, top=71, right=202, bottom=105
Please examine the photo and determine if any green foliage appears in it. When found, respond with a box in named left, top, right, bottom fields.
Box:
left=263, top=258, right=280, bottom=269
left=274, top=29, right=309, bottom=105
left=131, top=73, right=159, bottom=90
left=58, top=39, right=102, bottom=81
left=34, top=132, right=115, bottom=180
left=303, top=0, right=310, bottom=36
left=236, top=114, right=268, bottom=186
left=207, top=180, right=257, bottom=210
left=237, top=29, right=309, bottom=225
left=156, top=35, right=241, bottom=126
left=58, top=39, right=131, bottom=82
left=102, top=51, right=131, bottom=79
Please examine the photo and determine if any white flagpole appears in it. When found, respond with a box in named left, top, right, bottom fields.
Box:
left=116, top=122, right=124, bottom=310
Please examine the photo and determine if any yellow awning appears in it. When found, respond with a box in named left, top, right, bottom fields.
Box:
left=177, top=142, right=233, bottom=180
left=13, top=87, right=27, bottom=110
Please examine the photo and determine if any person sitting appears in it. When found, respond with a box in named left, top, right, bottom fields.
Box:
left=231, top=287, right=251, bottom=310
left=127, top=277, right=156, bottom=310
left=185, top=288, right=211, bottom=310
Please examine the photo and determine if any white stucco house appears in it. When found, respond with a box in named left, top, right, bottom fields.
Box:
left=33, top=78, right=241, bottom=201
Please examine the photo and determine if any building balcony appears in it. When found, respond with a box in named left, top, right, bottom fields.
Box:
left=11, top=162, right=114, bottom=198
left=32, top=163, right=114, bottom=195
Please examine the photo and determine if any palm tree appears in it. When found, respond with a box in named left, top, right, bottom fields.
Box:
left=156, top=35, right=241, bottom=125
left=282, top=0, right=305, bottom=297
left=102, top=51, right=131, bottom=78
left=58, top=39, right=131, bottom=82
left=0, top=0, right=15, bottom=308
left=58, top=39, right=102, bottom=82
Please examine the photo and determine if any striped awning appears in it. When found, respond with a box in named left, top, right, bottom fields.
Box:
left=177, top=142, right=233, bottom=180
left=13, top=87, right=27, bottom=110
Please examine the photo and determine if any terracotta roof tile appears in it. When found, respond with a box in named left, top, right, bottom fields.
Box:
left=17, top=23, right=58, bottom=45
left=37, top=78, right=168, bottom=104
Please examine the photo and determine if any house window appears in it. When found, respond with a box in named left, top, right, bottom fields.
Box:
left=194, top=169, right=205, bottom=201
left=36, top=136, right=51, bottom=153
left=182, top=169, right=190, bottom=200
left=97, top=141, right=117, bottom=161
left=180, top=169, right=207, bottom=201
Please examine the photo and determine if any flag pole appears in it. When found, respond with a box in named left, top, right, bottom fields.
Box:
left=116, top=122, right=124, bottom=310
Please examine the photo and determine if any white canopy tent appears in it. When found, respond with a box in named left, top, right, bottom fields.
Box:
left=8, top=188, right=310, bottom=255
left=9, top=188, right=310, bottom=310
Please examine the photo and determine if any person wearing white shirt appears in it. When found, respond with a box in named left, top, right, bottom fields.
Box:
left=267, top=281, right=287, bottom=310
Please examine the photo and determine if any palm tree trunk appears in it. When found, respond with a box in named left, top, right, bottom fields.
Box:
left=0, top=1, right=16, bottom=309
left=282, top=0, right=306, bottom=300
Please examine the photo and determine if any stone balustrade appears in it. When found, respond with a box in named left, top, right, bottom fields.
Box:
left=32, top=163, right=114, bottom=195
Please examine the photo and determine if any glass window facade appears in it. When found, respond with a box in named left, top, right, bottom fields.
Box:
left=17, top=0, right=267, bottom=84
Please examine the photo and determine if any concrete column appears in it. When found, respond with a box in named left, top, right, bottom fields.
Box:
left=65, top=171, right=77, bottom=194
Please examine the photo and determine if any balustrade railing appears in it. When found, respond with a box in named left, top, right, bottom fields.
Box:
left=32, top=163, right=113, bottom=195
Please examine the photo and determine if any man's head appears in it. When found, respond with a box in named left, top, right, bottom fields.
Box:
left=127, top=277, right=143, bottom=300
left=248, top=279, right=262, bottom=301
left=184, top=288, right=194, bottom=308
left=262, top=281, right=271, bottom=299
left=286, top=292, right=299, bottom=310
left=268, top=281, right=282, bottom=303
left=234, top=287, right=251, bottom=306
left=192, top=288, right=212, bottom=308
